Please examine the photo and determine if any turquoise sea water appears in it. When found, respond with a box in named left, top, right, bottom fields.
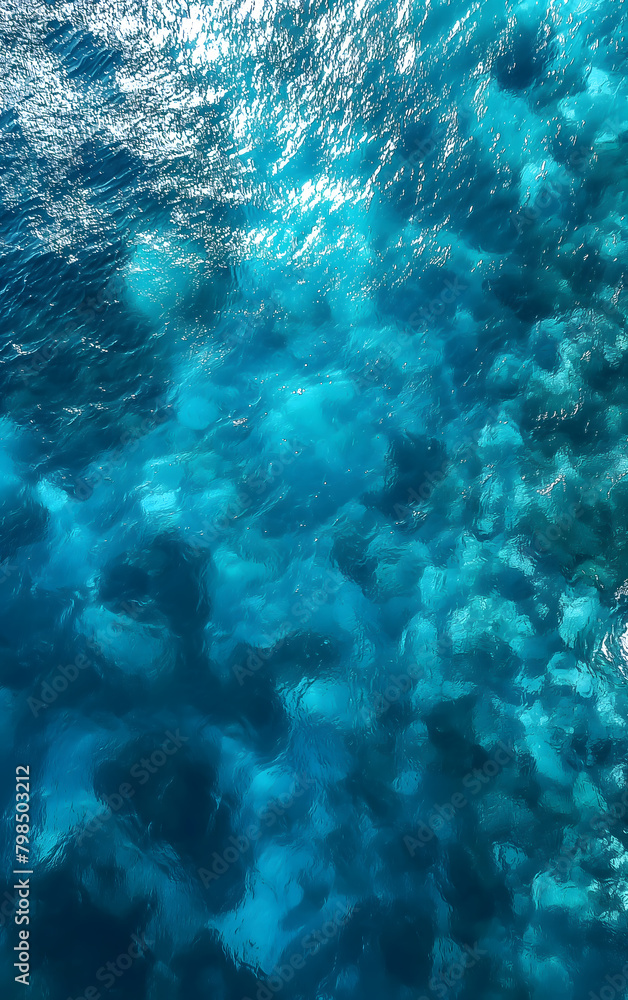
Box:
left=2, top=0, right=628, bottom=997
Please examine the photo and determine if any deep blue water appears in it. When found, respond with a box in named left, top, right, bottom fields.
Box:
left=2, top=0, right=628, bottom=997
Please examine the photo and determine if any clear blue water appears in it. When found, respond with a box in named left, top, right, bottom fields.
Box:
left=2, top=0, right=628, bottom=997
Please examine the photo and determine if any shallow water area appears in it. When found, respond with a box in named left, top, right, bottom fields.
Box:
left=2, top=0, right=628, bottom=998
